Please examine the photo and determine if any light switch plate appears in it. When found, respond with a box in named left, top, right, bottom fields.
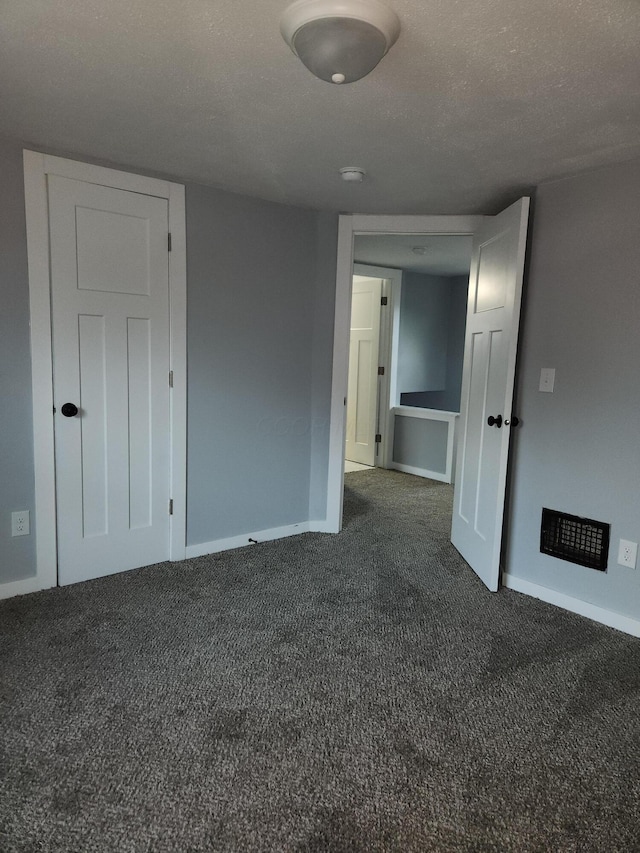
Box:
left=539, top=368, right=555, bottom=392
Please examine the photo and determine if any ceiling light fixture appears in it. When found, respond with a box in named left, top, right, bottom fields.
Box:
left=280, top=0, right=401, bottom=85
left=340, top=166, right=366, bottom=182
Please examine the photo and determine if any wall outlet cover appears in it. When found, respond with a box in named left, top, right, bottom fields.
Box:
left=539, top=367, right=556, bottom=392
left=618, top=539, right=637, bottom=569
left=11, top=510, right=30, bottom=537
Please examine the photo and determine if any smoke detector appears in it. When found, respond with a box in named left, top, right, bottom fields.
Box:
left=340, top=167, right=366, bottom=182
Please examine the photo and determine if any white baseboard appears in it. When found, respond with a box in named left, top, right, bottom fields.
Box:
left=184, top=520, right=332, bottom=559
left=503, top=574, right=640, bottom=638
left=0, top=575, right=56, bottom=601
left=2, top=522, right=335, bottom=597
left=389, top=462, right=450, bottom=483
left=308, top=519, right=337, bottom=534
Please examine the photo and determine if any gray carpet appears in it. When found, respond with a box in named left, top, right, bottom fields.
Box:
left=1, top=469, right=639, bottom=852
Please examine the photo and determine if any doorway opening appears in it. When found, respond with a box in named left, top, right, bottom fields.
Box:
left=328, top=215, right=484, bottom=535
left=328, top=204, right=531, bottom=592
left=345, top=270, right=389, bottom=473
left=344, top=235, right=473, bottom=485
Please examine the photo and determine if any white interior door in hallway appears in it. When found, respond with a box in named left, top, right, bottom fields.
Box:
left=451, top=198, right=530, bottom=591
left=49, top=176, right=172, bottom=586
left=345, top=276, right=383, bottom=466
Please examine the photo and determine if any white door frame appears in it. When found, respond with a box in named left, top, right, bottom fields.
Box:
left=22, top=150, right=187, bottom=593
left=326, top=214, right=486, bottom=533
left=352, top=262, right=401, bottom=470
left=346, top=274, right=383, bottom=467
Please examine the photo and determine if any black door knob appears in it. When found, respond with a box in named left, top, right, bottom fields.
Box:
left=61, top=403, right=79, bottom=417
left=505, top=416, right=520, bottom=427
left=487, top=415, right=503, bottom=428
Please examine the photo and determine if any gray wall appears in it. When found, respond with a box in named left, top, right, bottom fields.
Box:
left=0, top=139, right=338, bottom=583
left=0, top=137, right=36, bottom=582
left=505, top=159, right=640, bottom=620
left=399, top=273, right=467, bottom=412
left=392, top=416, right=449, bottom=475
left=397, top=273, right=448, bottom=394
left=443, top=275, right=468, bottom=409
left=186, top=185, right=336, bottom=544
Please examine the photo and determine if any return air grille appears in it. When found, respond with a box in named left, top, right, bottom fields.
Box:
left=540, top=508, right=609, bottom=571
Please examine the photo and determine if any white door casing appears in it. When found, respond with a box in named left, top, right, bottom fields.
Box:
left=451, top=198, right=530, bottom=591
left=345, top=276, right=383, bottom=466
left=22, top=151, right=186, bottom=596
left=49, top=176, right=171, bottom=585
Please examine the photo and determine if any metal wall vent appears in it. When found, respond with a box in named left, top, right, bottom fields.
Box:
left=540, top=508, right=609, bottom=571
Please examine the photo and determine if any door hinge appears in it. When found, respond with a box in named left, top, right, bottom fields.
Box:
left=378, top=366, right=385, bottom=376
left=375, top=433, right=382, bottom=443
left=381, top=296, right=388, bottom=306
left=169, top=499, right=174, bottom=515
left=169, top=370, right=174, bottom=388
left=168, top=233, right=172, bottom=252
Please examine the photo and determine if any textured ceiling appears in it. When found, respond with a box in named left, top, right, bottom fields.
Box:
left=354, top=234, right=472, bottom=276
left=2, top=0, right=639, bottom=213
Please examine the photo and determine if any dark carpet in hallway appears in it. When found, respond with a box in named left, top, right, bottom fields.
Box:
left=1, top=469, right=639, bottom=852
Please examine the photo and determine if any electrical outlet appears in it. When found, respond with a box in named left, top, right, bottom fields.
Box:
left=11, top=510, right=30, bottom=537
left=539, top=368, right=556, bottom=392
left=617, top=539, right=637, bottom=569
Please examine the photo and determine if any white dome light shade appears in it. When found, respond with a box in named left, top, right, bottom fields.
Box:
left=293, top=18, right=387, bottom=83
left=281, top=0, right=400, bottom=84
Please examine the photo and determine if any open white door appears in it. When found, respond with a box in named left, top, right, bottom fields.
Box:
left=345, top=276, right=382, bottom=466
left=451, top=198, right=530, bottom=590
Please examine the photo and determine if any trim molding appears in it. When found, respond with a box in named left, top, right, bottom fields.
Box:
left=3, top=521, right=329, bottom=597
left=389, top=462, right=448, bottom=483
left=0, top=575, right=56, bottom=601
left=392, top=406, right=459, bottom=422
left=167, top=182, right=187, bottom=562
left=185, top=521, right=326, bottom=559
left=503, top=574, right=640, bottom=638
left=308, top=519, right=336, bottom=534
